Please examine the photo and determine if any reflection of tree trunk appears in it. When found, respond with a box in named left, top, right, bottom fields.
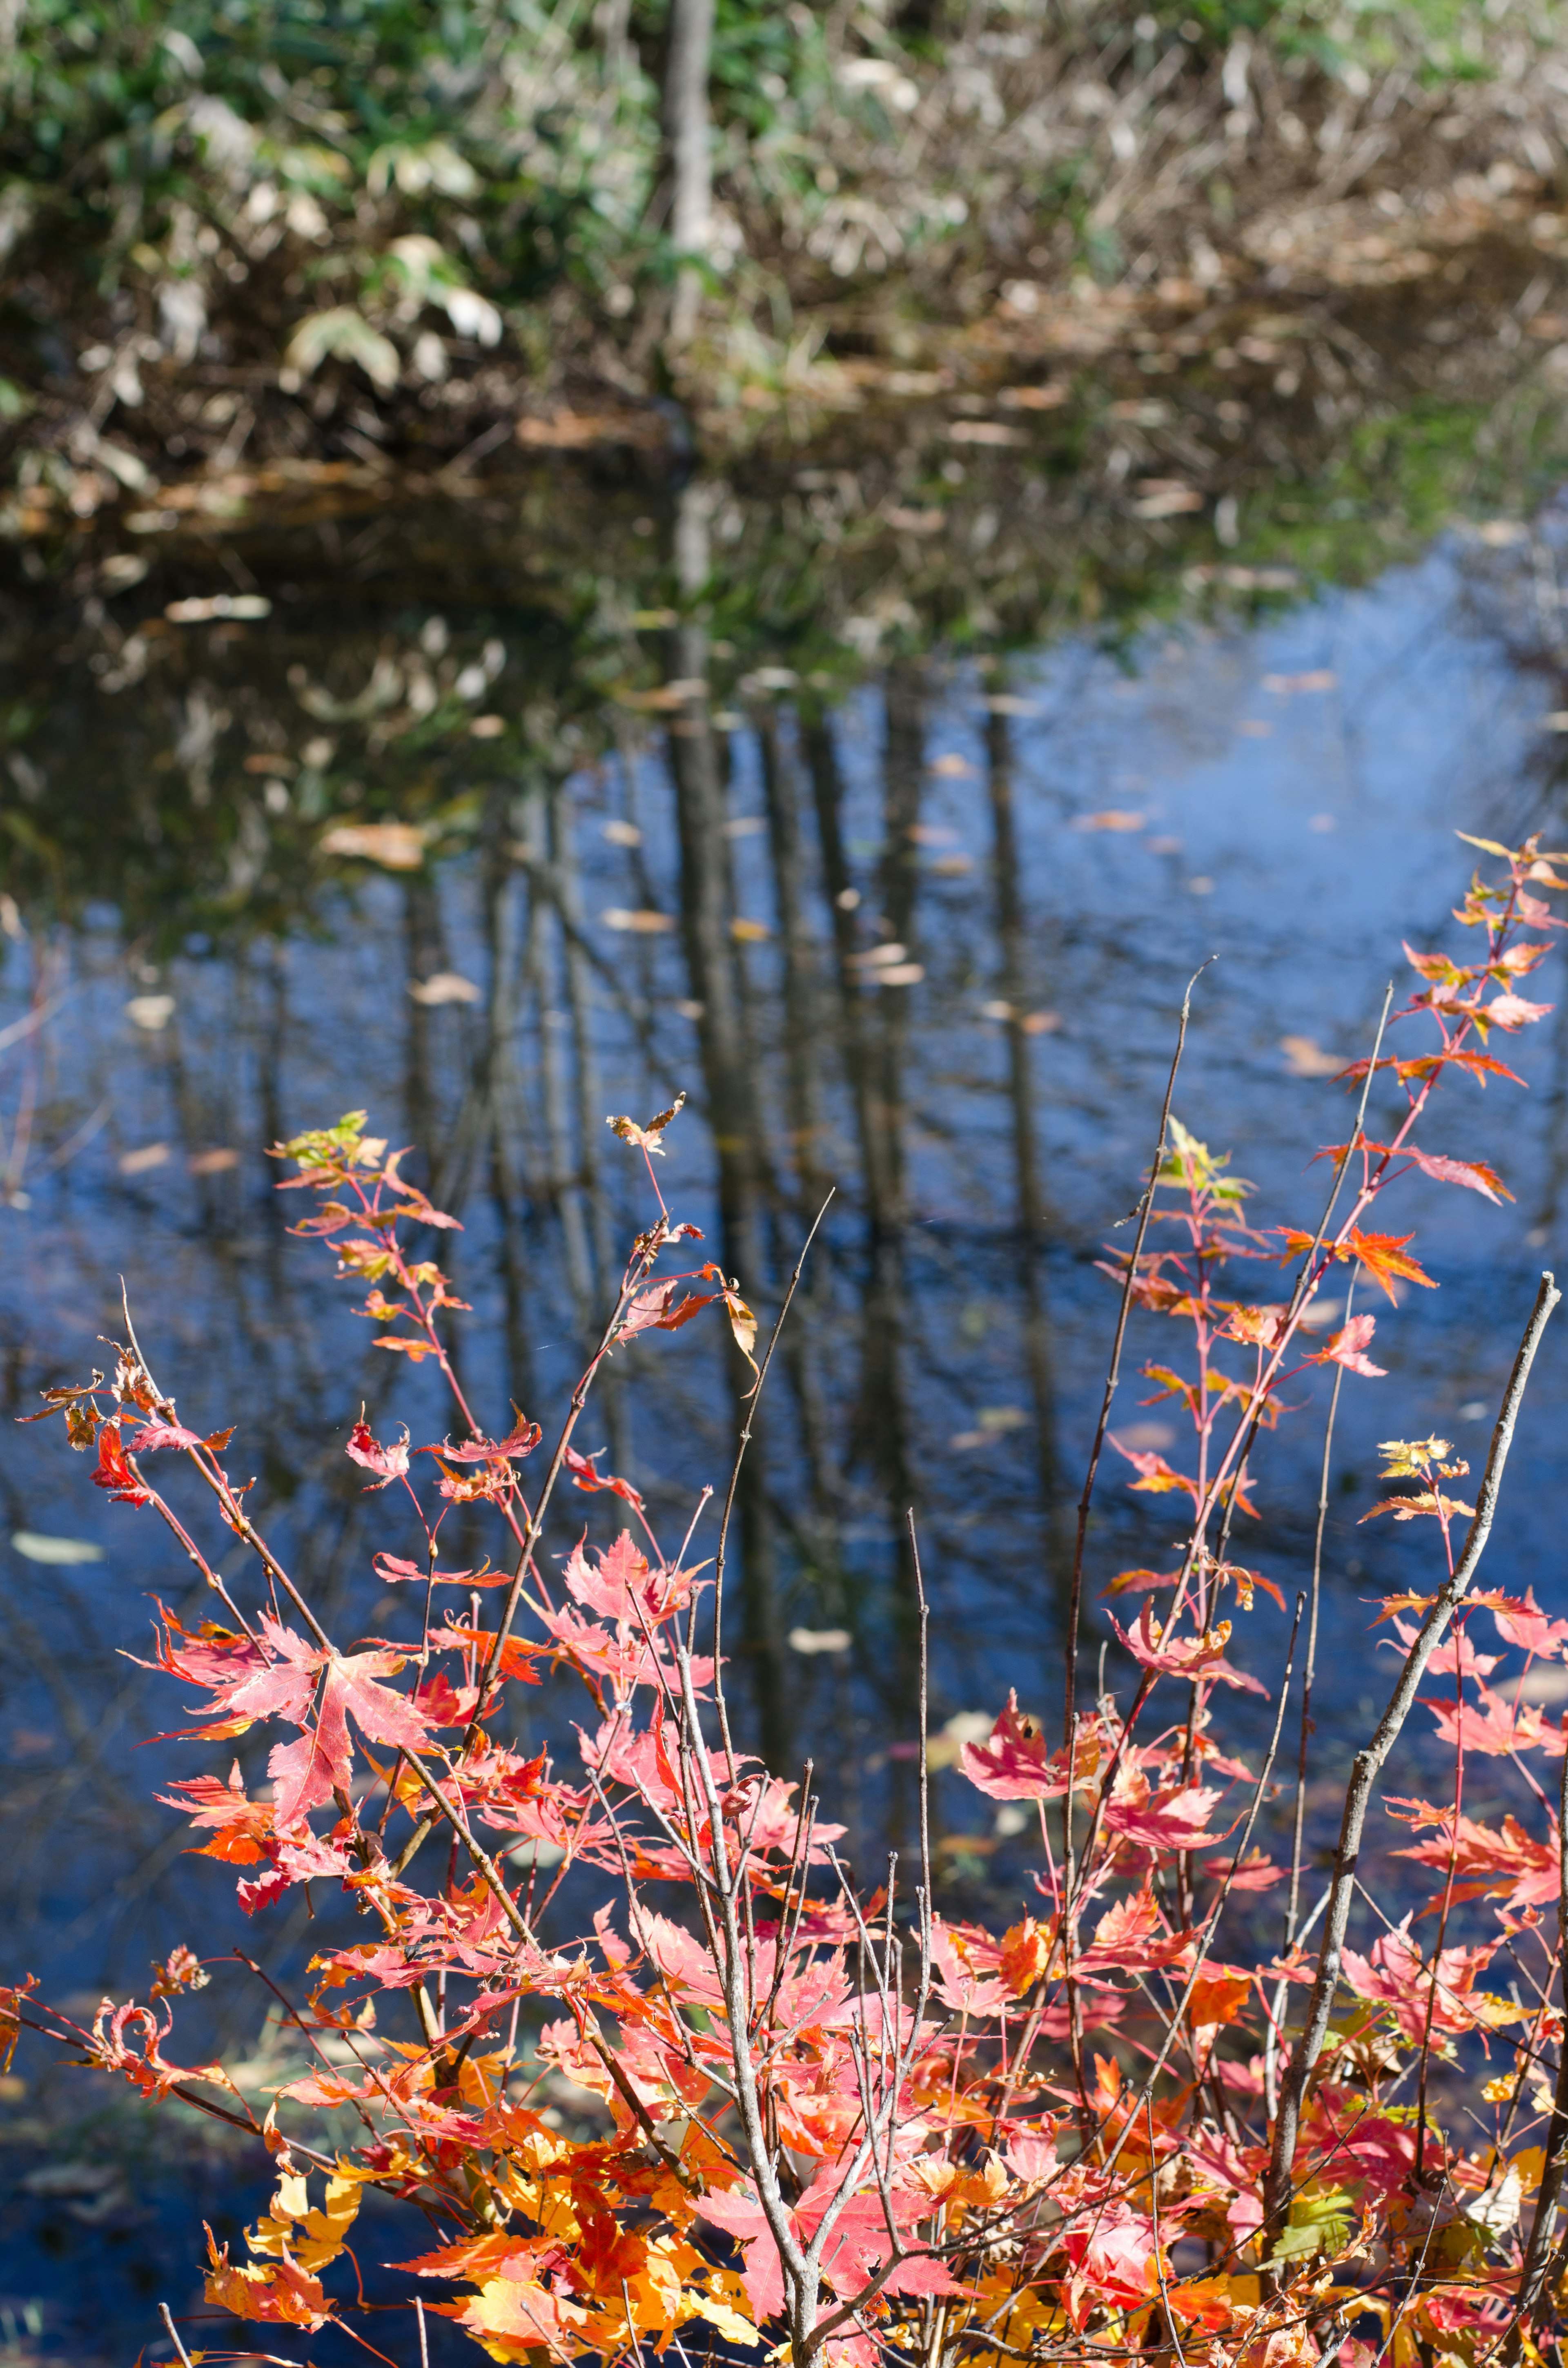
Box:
left=758, top=709, right=823, bottom=1209
left=758, top=705, right=841, bottom=1611
left=404, top=872, right=446, bottom=1183
left=986, top=707, right=1070, bottom=1603
left=523, top=789, right=596, bottom=1349
left=863, top=666, right=923, bottom=1644
left=482, top=791, right=536, bottom=1417
left=801, top=711, right=883, bottom=1203
left=802, top=689, right=920, bottom=1701
left=666, top=484, right=787, bottom=1770
left=663, top=0, right=715, bottom=348
left=552, top=780, right=630, bottom=1476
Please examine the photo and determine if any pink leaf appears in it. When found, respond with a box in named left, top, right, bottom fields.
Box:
left=958, top=1692, right=1071, bottom=1801
left=129, top=1419, right=204, bottom=1452
left=1109, top=1602, right=1267, bottom=1695
left=564, top=1443, right=646, bottom=1512
left=345, top=1420, right=410, bottom=1487
left=1485, top=991, right=1552, bottom=1030
left=1306, top=1312, right=1387, bottom=1378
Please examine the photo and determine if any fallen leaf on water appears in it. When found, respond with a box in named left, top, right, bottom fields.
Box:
left=320, top=822, right=426, bottom=870
left=601, top=908, right=674, bottom=934
left=730, top=917, right=771, bottom=943
left=408, top=972, right=482, bottom=1006
left=1116, top=1420, right=1176, bottom=1451
left=120, top=1143, right=170, bottom=1174
left=928, top=754, right=977, bottom=778
left=931, top=853, right=974, bottom=875
left=188, top=1148, right=240, bottom=1175
left=1280, top=1035, right=1343, bottom=1078
left=1262, top=670, right=1338, bottom=694
left=601, top=819, right=642, bottom=846
left=1076, top=810, right=1145, bottom=832
left=11, top=1532, right=104, bottom=1564
left=125, top=995, right=175, bottom=1031
left=788, top=1627, right=851, bottom=1655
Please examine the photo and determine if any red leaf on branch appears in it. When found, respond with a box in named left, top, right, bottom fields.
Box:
left=1276, top=1226, right=1436, bottom=1302
left=129, top=1418, right=204, bottom=1452
left=958, top=1692, right=1078, bottom=1801
left=564, top=1443, right=646, bottom=1512
left=1109, top=1602, right=1267, bottom=1695
left=345, top=1419, right=410, bottom=1487
left=1111, top=1441, right=1199, bottom=1501
left=438, top=1415, right=542, bottom=1464
left=1104, top=1782, right=1224, bottom=1853
left=92, top=1421, right=149, bottom=1505
left=1304, top=1312, right=1387, bottom=1377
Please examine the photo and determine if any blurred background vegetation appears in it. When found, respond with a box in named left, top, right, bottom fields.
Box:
left=7, top=0, right=1568, bottom=503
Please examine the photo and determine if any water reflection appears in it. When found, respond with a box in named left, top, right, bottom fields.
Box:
left=7, top=458, right=1568, bottom=2151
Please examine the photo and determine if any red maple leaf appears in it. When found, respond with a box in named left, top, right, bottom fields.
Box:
left=958, top=1692, right=1075, bottom=1801
left=1109, top=1603, right=1267, bottom=1695
left=92, top=1421, right=149, bottom=1505
left=564, top=1443, right=646, bottom=1511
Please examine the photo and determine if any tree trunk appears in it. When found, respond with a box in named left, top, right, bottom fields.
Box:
left=663, top=0, right=715, bottom=346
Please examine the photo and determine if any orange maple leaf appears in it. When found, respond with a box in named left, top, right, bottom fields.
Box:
left=1277, top=1226, right=1436, bottom=1302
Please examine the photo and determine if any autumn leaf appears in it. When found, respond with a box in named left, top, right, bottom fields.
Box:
left=1109, top=1602, right=1267, bottom=1695
left=92, top=1421, right=149, bottom=1505
left=345, top=1418, right=410, bottom=1487
left=204, top=2229, right=331, bottom=2330
left=1277, top=1226, right=1436, bottom=1302
left=1483, top=1587, right=1568, bottom=1657
left=1111, top=1440, right=1198, bottom=1502
left=1360, top=1489, right=1476, bottom=1525
left=1188, top=1969, right=1252, bottom=2030
left=607, top=1093, right=686, bottom=1155
left=1101, top=1566, right=1180, bottom=1598
left=617, top=1277, right=720, bottom=1342
left=958, top=1691, right=1080, bottom=1800
left=437, top=1411, right=541, bottom=1464
left=1401, top=1147, right=1514, bottom=1202
left=1304, top=1312, right=1387, bottom=1377
left=1482, top=990, right=1552, bottom=1030
left=999, top=1916, right=1054, bottom=1995
left=564, top=1443, right=646, bottom=1512
left=129, top=1418, right=204, bottom=1452
left=158, top=1764, right=273, bottom=1865
left=372, top=1333, right=441, bottom=1360
left=1103, top=1781, right=1224, bottom=1854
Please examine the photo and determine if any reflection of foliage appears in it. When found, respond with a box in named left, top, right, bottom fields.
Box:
left=2, top=337, right=1566, bottom=947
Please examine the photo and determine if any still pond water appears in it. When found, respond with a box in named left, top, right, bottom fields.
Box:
left=7, top=425, right=1568, bottom=2359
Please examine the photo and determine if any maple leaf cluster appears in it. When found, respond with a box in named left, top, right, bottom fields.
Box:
left=12, top=834, right=1568, bottom=2368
